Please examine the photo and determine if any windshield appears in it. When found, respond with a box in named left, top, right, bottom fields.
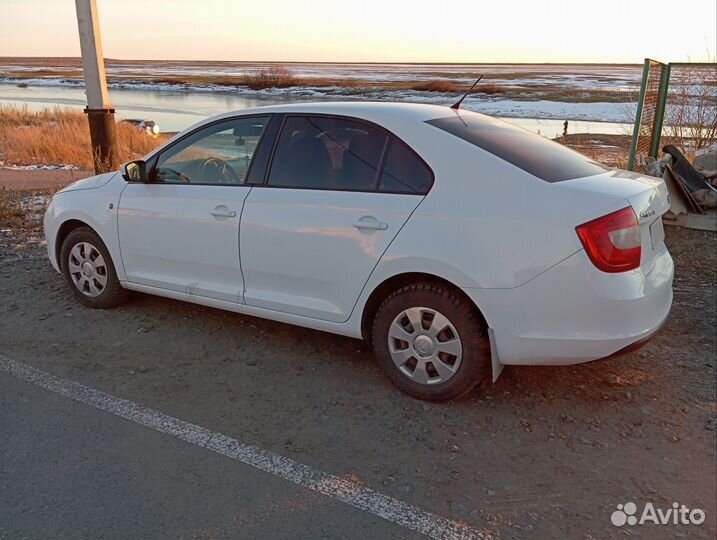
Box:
left=426, top=114, right=609, bottom=182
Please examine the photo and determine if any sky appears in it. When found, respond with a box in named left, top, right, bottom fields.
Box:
left=1, top=0, right=715, bottom=63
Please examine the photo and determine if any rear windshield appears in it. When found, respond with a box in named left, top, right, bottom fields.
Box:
left=425, top=115, right=609, bottom=182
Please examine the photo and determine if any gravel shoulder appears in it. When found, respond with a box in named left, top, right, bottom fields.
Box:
left=0, top=224, right=715, bottom=539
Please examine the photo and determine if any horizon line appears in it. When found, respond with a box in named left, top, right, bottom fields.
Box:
left=0, top=56, right=654, bottom=66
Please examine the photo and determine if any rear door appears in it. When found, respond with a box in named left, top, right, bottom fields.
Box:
left=240, top=115, right=433, bottom=322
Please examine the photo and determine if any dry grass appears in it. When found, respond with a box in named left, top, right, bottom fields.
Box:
left=0, top=187, right=25, bottom=226
left=479, top=83, right=507, bottom=95
left=70, top=69, right=358, bottom=90
left=149, top=67, right=352, bottom=90
left=245, top=66, right=298, bottom=90
left=0, top=186, right=57, bottom=228
left=0, top=106, right=168, bottom=169
left=243, top=67, right=363, bottom=89
left=410, top=80, right=464, bottom=93
left=408, top=80, right=507, bottom=94
left=558, top=133, right=631, bottom=168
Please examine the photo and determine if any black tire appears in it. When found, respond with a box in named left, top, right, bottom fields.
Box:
left=371, top=282, right=490, bottom=401
left=60, top=226, right=128, bottom=309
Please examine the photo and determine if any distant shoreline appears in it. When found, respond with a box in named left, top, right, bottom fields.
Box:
left=0, top=59, right=640, bottom=107
left=1, top=59, right=646, bottom=130
left=0, top=56, right=644, bottom=67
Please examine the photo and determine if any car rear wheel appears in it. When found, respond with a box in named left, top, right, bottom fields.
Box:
left=60, top=227, right=128, bottom=309
left=371, top=282, right=490, bottom=401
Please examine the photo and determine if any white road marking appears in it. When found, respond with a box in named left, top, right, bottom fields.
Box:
left=0, top=355, right=492, bottom=540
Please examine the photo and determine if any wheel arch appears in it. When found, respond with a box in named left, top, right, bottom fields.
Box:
left=359, top=272, right=489, bottom=342
left=54, top=219, right=105, bottom=268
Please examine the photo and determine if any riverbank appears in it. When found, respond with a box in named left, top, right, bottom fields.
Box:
left=1, top=58, right=640, bottom=126
left=1, top=57, right=641, bottom=100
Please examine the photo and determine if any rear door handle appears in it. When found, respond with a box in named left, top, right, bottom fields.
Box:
left=352, top=216, right=388, bottom=231
left=210, top=205, right=237, bottom=219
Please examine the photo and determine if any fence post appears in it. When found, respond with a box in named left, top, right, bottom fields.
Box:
left=649, top=63, right=671, bottom=159
left=627, top=59, right=651, bottom=171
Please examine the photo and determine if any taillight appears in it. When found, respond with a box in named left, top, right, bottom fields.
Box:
left=576, top=207, right=641, bottom=273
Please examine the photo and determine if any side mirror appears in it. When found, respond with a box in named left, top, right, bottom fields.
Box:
left=120, top=160, right=147, bottom=182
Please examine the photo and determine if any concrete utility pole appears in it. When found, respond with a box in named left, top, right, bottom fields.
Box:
left=75, top=0, right=119, bottom=173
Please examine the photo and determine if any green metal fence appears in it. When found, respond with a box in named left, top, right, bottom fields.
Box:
left=627, top=59, right=669, bottom=171
left=628, top=59, right=717, bottom=171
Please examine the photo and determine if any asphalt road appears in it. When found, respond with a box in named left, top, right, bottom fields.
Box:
left=0, top=370, right=424, bottom=540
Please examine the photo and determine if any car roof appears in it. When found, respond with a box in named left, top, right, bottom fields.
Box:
left=208, top=101, right=467, bottom=124
left=145, top=101, right=490, bottom=161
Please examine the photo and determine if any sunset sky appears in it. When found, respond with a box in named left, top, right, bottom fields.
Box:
left=1, top=0, right=715, bottom=63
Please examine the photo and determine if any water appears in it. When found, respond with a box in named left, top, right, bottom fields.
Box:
left=0, top=84, right=289, bottom=132
left=0, top=83, right=632, bottom=136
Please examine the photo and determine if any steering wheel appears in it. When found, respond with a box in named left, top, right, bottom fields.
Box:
left=199, top=158, right=240, bottom=184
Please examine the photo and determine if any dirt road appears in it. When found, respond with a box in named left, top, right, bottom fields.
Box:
left=0, top=168, right=92, bottom=190
left=0, top=224, right=715, bottom=539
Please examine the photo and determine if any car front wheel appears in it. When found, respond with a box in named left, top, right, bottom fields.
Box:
left=371, top=282, right=490, bottom=401
left=60, top=227, right=128, bottom=309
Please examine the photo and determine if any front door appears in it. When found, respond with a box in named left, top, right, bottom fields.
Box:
left=240, top=115, right=434, bottom=322
left=118, top=115, right=271, bottom=303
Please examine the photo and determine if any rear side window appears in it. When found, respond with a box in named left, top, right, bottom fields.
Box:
left=426, top=115, right=609, bottom=182
left=268, top=116, right=387, bottom=191
left=379, top=139, right=433, bottom=194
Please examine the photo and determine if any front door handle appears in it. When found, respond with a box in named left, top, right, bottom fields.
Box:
left=352, top=216, right=388, bottom=231
left=210, top=205, right=237, bottom=219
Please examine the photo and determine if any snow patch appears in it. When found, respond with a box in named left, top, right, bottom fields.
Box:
left=0, top=160, right=80, bottom=171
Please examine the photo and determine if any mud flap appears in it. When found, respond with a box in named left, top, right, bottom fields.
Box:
left=488, top=328, right=504, bottom=383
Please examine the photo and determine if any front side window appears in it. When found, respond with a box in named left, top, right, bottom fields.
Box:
left=267, top=116, right=388, bottom=191
left=154, top=116, right=269, bottom=185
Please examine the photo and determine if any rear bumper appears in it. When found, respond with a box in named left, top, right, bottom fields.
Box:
left=464, top=244, right=673, bottom=366
left=601, top=316, right=666, bottom=359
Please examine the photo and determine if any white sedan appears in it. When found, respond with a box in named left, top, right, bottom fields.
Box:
left=44, top=102, right=673, bottom=401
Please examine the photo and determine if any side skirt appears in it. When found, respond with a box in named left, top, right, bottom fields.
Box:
left=120, top=281, right=363, bottom=339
